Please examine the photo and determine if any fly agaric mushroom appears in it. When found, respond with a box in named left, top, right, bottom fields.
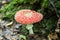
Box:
left=15, top=9, right=43, bottom=34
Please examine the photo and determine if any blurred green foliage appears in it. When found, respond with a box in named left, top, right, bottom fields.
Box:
left=0, top=0, right=59, bottom=35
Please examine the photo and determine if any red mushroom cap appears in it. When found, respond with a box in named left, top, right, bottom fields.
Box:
left=15, top=9, right=43, bottom=24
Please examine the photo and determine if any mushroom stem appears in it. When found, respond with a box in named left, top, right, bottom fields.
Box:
left=29, top=27, right=34, bottom=34
left=26, top=24, right=34, bottom=34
